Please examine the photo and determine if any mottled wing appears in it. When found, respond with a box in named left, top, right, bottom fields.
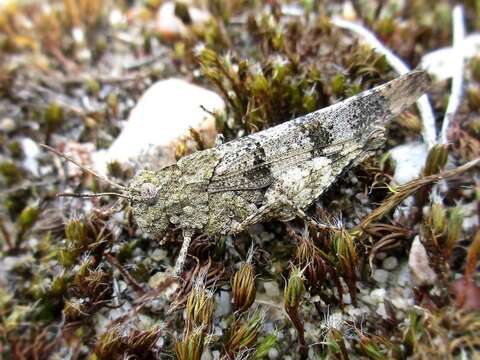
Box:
left=207, top=134, right=356, bottom=193
left=207, top=70, right=431, bottom=193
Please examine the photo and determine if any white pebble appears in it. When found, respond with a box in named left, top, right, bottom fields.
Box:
left=370, top=288, right=387, bottom=303
left=263, top=281, right=281, bottom=298
left=268, top=348, right=279, bottom=359
left=375, top=251, right=387, bottom=260
left=376, top=303, right=388, bottom=318
left=20, top=137, right=40, bottom=176
left=0, top=117, right=15, bottom=132
left=408, top=236, right=437, bottom=286
left=390, top=142, right=428, bottom=184
left=382, top=256, right=398, bottom=270
left=93, top=78, right=224, bottom=174
left=391, top=296, right=412, bottom=311
left=373, top=269, right=389, bottom=283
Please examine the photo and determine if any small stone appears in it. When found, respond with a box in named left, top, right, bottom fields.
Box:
left=376, top=303, right=387, bottom=318
left=346, top=306, right=369, bottom=319
left=20, top=138, right=40, bottom=176
left=408, top=236, right=437, bottom=286
left=201, top=349, right=213, bottom=360
left=396, top=262, right=411, bottom=287
left=148, top=271, right=168, bottom=288
left=420, top=34, right=480, bottom=81
left=391, top=296, right=412, bottom=311
left=373, top=269, right=389, bottom=283
left=93, top=78, right=224, bottom=174
left=151, top=249, right=168, bottom=261
left=382, top=256, right=398, bottom=270
left=263, top=281, right=281, bottom=299
left=375, top=252, right=387, bottom=260
left=390, top=142, right=428, bottom=184
left=148, top=271, right=179, bottom=300
left=360, top=294, right=375, bottom=306
left=156, top=1, right=211, bottom=41
left=214, top=290, right=231, bottom=317
left=322, top=311, right=344, bottom=331
left=268, top=347, right=279, bottom=359
left=370, top=288, right=386, bottom=303
left=0, top=117, right=15, bottom=132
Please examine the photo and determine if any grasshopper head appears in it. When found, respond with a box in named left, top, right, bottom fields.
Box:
left=128, top=169, right=171, bottom=238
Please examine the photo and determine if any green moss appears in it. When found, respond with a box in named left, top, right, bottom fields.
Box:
left=17, top=204, right=39, bottom=229
left=4, top=189, right=30, bottom=219
left=0, top=161, right=22, bottom=186
left=256, top=332, right=278, bottom=359
left=50, top=273, right=69, bottom=297
left=7, top=141, right=23, bottom=159
left=44, top=102, right=64, bottom=134
left=445, top=207, right=463, bottom=252
left=331, top=73, right=345, bottom=97
left=85, top=77, right=101, bottom=95
left=65, top=218, right=88, bottom=247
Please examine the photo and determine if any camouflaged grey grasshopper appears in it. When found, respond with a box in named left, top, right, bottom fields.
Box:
left=43, top=69, right=430, bottom=276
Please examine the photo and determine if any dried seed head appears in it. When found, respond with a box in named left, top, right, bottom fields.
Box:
left=175, top=327, right=206, bottom=360
left=65, top=217, right=88, bottom=247
left=398, top=112, right=422, bottom=133
left=423, top=144, right=449, bottom=176
left=126, top=326, right=162, bottom=354
left=231, top=248, right=256, bottom=313
left=445, top=207, right=464, bottom=255
left=50, top=273, right=68, bottom=297
left=17, top=204, right=39, bottom=230
left=333, top=229, right=358, bottom=303
left=63, top=298, right=88, bottom=322
left=95, top=326, right=124, bottom=359
left=231, top=261, right=256, bottom=313
left=326, top=328, right=349, bottom=358
left=255, top=332, right=279, bottom=359
left=284, top=266, right=305, bottom=312
left=429, top=202, right=446, bottom=235
left=185, top=273, right=214, bottom=334
left=294, top=228, right=326, bottom=286
left=225, top=310, right=264, bottom=356
left=333, top=229, right=358, bottom=273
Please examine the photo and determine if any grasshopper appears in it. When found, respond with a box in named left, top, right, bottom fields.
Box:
left=44, top=70, right=430, bottom=276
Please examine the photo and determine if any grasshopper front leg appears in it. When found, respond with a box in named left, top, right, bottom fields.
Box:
left=173, top=229, right=194, bottom=277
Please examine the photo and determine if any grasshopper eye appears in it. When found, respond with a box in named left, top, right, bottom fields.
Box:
left=140, top=183, right=158, bottom=205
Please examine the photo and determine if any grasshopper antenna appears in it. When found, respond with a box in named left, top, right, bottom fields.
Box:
left=57, top=192, right=129, bottom=199
left=40, top=143, right=128, bottom=193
